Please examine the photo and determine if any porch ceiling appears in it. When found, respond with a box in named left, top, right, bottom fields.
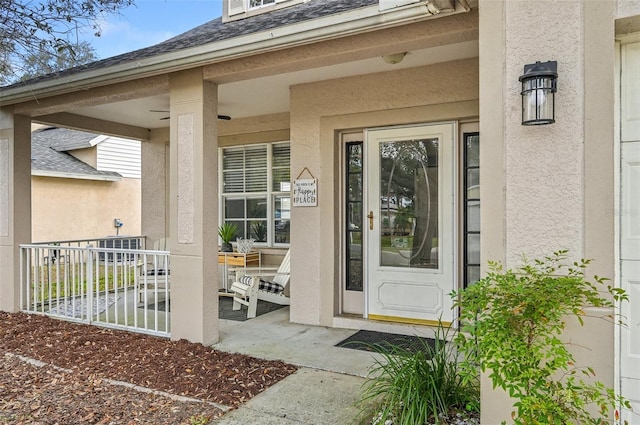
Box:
left=58, top=40, right=478, bottom=132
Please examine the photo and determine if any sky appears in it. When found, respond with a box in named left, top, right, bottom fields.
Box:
left=83, top=0, right=224, bottom=60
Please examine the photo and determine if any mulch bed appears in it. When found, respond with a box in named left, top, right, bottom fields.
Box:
left=0, top=311, right=298, bottom=424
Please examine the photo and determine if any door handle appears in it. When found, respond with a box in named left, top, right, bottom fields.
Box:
left=367, top=211, right=374, bottom=230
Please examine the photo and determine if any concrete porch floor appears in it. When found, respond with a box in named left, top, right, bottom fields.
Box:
left=211, top=307, right=384, bottom=424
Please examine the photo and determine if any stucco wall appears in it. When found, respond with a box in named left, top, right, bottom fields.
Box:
left=31, top=176, right=141, bottom=242
left=618, top=0, right=640, bottom=20
left=479, top=0, right=619, bottom=422
left=289, top=58, right=479, bottom=326
left=143, top=128, right=169, bottom=244
left=502, top=0, right=587, bottom=264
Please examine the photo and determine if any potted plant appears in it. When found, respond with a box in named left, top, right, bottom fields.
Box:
left=218, top=223, right=238, bottom=252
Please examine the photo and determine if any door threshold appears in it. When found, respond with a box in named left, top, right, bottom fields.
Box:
left=333, top=314, right=440, bottom=339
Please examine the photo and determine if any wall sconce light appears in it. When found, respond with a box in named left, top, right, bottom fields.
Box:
left=382, top=52, right=407, bottom=65
left=519, top=61, right=557, bottom=125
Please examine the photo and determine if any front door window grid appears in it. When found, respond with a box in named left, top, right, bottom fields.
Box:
left=463, top=133, right=480, bottom=287
left=345, top=142, right=364, bottom=292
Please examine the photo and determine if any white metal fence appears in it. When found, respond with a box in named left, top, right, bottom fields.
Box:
left=19, top=237, right=170, bottom=337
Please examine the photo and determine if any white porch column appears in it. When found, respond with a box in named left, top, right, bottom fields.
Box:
left=479, top=0, right=616, bottom=422
left=0, top=109, right=31, bottom=312
left=168, top=69, right=219, bottom=344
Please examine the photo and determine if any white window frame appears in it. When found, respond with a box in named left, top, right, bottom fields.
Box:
left=219, top=141, right=291, bottom=247
left=249, top=0, right=276, bottom=9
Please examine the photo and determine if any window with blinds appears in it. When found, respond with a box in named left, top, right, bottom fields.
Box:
left=222, top=145, right=268, bottom=193
left=220, top=142, right=291, bottom=246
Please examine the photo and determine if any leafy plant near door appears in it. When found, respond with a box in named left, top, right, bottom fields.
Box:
left=453, top=250, right=629, bottom=425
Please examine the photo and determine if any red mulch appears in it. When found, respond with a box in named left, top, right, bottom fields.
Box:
left=0, top=312, right=298, bottom=424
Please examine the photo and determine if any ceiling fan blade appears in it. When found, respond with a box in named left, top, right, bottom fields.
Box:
left=152, top=110, right=231, bottom=120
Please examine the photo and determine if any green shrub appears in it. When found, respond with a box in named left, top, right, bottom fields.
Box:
left=453, top=250, right=629, bottom=425
left=359, top=323, right=479, bottom=425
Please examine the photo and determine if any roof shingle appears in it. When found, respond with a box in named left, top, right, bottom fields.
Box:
left=31, top=128, right=121, bottom=179
left=3, top=0, right=376, bottom=89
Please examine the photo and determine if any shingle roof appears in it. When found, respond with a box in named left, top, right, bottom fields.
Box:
left=3, top=0, right=376, bottom=89
left=31, top=128, right=121, bottom=179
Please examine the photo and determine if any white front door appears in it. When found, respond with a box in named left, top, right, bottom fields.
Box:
left=365, top=123, right=455, bottom=325
left=620, top=141, right=640, bottom=422
left=620, top=40, right=640, bottom=423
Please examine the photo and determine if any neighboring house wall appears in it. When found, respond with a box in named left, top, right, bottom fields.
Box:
left=30, top=130, right=142, bottom=242
left=67, top=147, right=96, bottom=168
left=96, top=136, right=142, bottom=179
left=31, top=176, right=141, bottom=242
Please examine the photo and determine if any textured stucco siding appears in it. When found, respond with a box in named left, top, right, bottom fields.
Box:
left=31, top=177, right=141, bottom=242
left=479, top=0, right=620, bottom=423
left=503, top=1, right=585, bottom=264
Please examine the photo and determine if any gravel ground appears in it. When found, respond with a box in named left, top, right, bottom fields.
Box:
left=0, top=312, right=298, bottom=424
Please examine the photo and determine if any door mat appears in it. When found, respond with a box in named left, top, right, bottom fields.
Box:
left=336, top=330, right=438, bottom=355
left=144, top=297, right=286, bottom=322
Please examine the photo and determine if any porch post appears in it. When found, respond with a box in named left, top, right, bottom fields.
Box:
left=479, top=0, right=616, bottom=422
left=0, top=109, right=31, bottom=312
left=168, top=69, right=219, bottom=344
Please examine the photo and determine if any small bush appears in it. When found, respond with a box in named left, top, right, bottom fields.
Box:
left=359, top=323, right=479, bottom=425
left=453, top=250, right=629, bottom=425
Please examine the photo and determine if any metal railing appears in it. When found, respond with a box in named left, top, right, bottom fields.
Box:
left=19, top=236, right=170, bottom=337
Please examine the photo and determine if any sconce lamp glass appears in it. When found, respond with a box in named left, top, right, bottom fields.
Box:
left=519, top=61, right=557, bottom=125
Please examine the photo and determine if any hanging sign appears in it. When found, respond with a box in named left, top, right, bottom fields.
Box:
left=293, top=167, right=317, bottom=207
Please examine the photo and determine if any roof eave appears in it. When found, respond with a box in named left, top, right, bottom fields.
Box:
left=0, top=0, right=469, bottom=104
left=32, top=170, right=122, bottom=181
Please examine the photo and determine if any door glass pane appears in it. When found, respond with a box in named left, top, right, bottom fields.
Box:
left=467, top=265, right=480, bottom=286
left=466, top=233, right=480, bottom=264
left=466, top=168, right=479, bottom=189
left=346, top=141, right=363, bottom=291
left=349, top=202, right=362, bottom=231
left=466, top=135, right=479, bottom=167
left=348, top=259, right=363, bottom=291
left=379, top=139, right=439, bottom=269
left=466, top=202, right=480, bottom=232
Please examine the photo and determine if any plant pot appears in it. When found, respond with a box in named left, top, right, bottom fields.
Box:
left=220, top=242, right=233, bottom=252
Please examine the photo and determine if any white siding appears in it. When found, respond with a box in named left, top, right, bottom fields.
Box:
left=96, top=137, right=141, bottom=179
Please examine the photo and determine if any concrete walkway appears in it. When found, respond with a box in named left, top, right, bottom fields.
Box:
left=210, top=306, right=382, bottom=424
